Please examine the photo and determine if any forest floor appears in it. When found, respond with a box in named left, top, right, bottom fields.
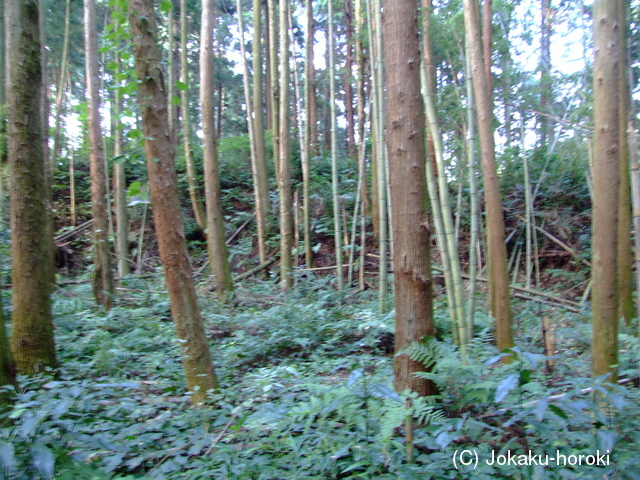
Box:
left=4, top=270, right=640, bottom=479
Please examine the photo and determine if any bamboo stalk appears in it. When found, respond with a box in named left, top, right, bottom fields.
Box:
left=328, top=0, right=344, bottom=291
left=367, top=0, right=388, bottom=312
left=421, top=58, right=467, bottom=349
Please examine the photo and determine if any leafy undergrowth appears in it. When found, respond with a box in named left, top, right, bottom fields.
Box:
left=2, top=276, right=640, bottom=479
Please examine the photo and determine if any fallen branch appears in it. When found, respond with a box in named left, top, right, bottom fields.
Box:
left=431, top=265, right=582, bottom=308
left=227, top=215, right=254, bottom=246
left=233, top=257, right=278, bottom=282
left=54, top=219, right=94, bottom=243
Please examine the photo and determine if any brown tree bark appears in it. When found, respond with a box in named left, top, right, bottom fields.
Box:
left=202, top=0, right=233, bottom=297
left=592, top=0, right=621, bottom=381
left=85, top=0, right=114, bottom=309
left=482, top=0, right=492, bottom=94
left=129, top=0, right=219, bottom=404
left=463, top=0, right=513, bottom=355
left=383, top=0, right=436, bottom=397
left=7, top=0, right=56, bottom=374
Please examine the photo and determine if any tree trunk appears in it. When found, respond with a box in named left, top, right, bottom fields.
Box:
left=591, top=0, right=620, bottom=381
left=344, top=0, right=356, bottom=159
left=540, top=0, right=552, bottom=149
left=0, top=295, right=16, bottom=409
left=463, top=0, right=513, bottom=355
left=482, top=0, right=492, bottom=94
left=267, top=0, right=279, bottom=182
left=383, top=0, right=436, bottom=397
left=617, top=0, right=633, bottom=324
left=50, top=0, right=70, bottom=167
left=202, top=0, right=233, bottom=297
left=180, top=0, right=206, bottom=231
left=264, top=0, right=272, bottom=131
left=7, top=0, right=56, bottom=373
left=129, top=0, right=219, bottom=404
left=278, top=0, right=293, bottom=289
left=328, top=0, right=344, bottom=290
left=302, top=0, right=314, bottom=267
left=85, top=0, right=114, bottom=310
left=113, top=52, right=130, bottom=278
left=252, top=0, right=270, bottom=266
left=167, top=2, right=177, bottom=147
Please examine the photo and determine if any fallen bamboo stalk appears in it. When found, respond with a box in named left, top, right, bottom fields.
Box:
left=431, top=265, right=582, bottom=308
left=515, top=216, right=591, bottom=267
left=233, top=257, right=278, bottom=282
left=227, top=215, right=254, bottom=246
left=54, top=219, right=94, bottom=243
left=297, top=263, right=355, bottom=272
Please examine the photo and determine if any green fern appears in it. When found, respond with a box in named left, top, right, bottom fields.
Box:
left=397, top=336, right=441, bottom=371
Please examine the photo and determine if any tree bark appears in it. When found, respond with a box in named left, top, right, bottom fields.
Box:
left=180, top=0, right=206, bottom=231
left=129, top=0, right=219, bottom=404
left=302, top=0, right=314, bottom=267
left=328, top=0, right=344, bottom=290
left=7, top=0, right=56, bottom=373
left=252, top=0, right=270, bottom=266
left=202, top=0, right=233, bottom=297
left=540, top=0, right=552, bottom=149
left=592, top=0, right=620, bottom=381
left=463, top=0, right=513, bottom=355
left=344, top=0, right=356, bottom=159
left=617, top=0, right=633, bottom=324
left=383, top=0, right=436, bottom=397
left=278, top=0, right=293, bottom=289
left=85, top=0, right=114, bottom=309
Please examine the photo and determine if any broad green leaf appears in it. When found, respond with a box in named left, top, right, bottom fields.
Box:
left=495, top=374, right=518, bottom=403
left=31, top=444, right=54, bottom=480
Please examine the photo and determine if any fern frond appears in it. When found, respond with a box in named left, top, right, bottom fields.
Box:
left=397, top=336, right=441, bottom=371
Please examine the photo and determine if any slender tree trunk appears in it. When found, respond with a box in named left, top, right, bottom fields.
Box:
left=383, top=0, right=436, bottom=397
left=355, top=0, right=368, bottom=218
left=167, top=2, right=177, bottom=147
left=344, top=0, right=356, bottom=159
left=540, top=0, right=552, bottom=149
left=591, top=0, right=620, bottom=381
left=202, top=0, right=232, bottom=296
left=307, top=9, right=318, bottom=156
left=268, top=0, right=279, bottom=182
left=368, top=0, right=388, bottom=311
left=264, top=0, right=272, bottom=131
left=113, top=45, right=130, bottom=277
left=40, top=0, right=55, bottom=284
left=617, top=0, right=633, bottom=324
left=85, top=0, right=114, bottom=310
left=0, top=295, right=16, bottom=408
left=482, top=0, right=492, bottom=94
left=465, top=47, right=480, bottom=334
left=252, top=0, right=270, bottom=266
left=70, top=148, right=76, bottom=225
left=463, top=0, right=513, bottom=355
left=278, top=0, right=293, bottom=289
left=180, top=0, right=206, bottom=231
left=302, top=0, right=314, bottom=267
left=328, top=0, right=344, bottom=290
left=129, top=0, right=219, bottom=404
left=7, top=0, right=56, bottom=373
left=51, top=0, right=70, bottom=166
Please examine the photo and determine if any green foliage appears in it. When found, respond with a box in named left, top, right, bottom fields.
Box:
left=3, top=279, right=640, bottom=479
